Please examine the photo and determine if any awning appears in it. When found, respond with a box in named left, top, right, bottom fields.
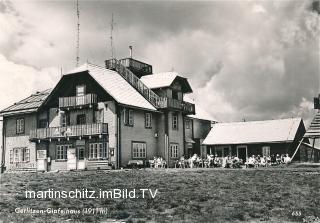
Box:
left=185, top=138, right=195, bottom=144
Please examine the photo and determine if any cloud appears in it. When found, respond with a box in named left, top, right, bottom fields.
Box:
left=0, top=54, right=60, bottom=110
left=0, top=0, right=318, bottom=125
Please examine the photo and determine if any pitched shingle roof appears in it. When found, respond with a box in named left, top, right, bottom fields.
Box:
left=0, top=89, right=52, bottom=116
left=67, top=63, right=157, bottom=111
left=141, top=72, right=178, bottom=89
left=203, top=118, right=303, bottom=145
left=141, top=72, right=193, bottom=93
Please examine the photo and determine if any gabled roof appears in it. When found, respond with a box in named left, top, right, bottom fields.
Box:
left=140, top=72, right=193, bottom=93
left=304, top=111, right=320, bottom=138
left=0, top=89, right=52, bottom=116
left=203, top=118, right=303, bottom=145
left=66, top=63, right=157, bottom=111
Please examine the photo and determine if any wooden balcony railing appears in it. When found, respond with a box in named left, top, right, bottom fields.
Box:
left=59, top=94, right=97, bottom=109
left=30, top=123, right=108, bottom=140
left=105, top=59, right=195, bottom=114
left=106, top=59, right=167, bottom=108
left=119, top=58, right=152, bottom=74
left=166, top=98, right=195, bottom=114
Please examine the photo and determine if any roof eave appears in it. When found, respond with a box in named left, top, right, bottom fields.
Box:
left=203, top=140, right=295, bottom=146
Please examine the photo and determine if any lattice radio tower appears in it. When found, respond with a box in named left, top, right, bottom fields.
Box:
left=76, top=0, right=80, bottom=67
left=110, top=13, right=116, bottom=59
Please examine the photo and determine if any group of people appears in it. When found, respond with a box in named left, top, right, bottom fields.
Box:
left=173, top=154, right=243, bottom=168
left=245, top=154, right=291, bottom=168
left=174, top=153, right=292, bottom=169
left=148, top=153, right=292, bottom=169
left=150, top=156, right=167, bottom=168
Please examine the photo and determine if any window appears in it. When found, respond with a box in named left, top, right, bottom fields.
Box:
left=262, top=146, right=270, bottom=156
left=10, top=148, right=30, bottom=163
left=76, top=114, right=86, bottom=125
left=78, top=147, right=85, bottom=160
left=172, top=114, right=178, bottom=130
left=16, top=118, right=25, bottom=134
left=76, top=85, right=85, bottom=96
left=56, top=145, right=71, bottom=160
left=123, top=108, right=134, bottom=126
left=145, top=113, right=152, bottom=128
left=38, top=119, right=47, bottom=128
left=170, top=144, right=179, bottom=158
left=132, top=142, right=146, bottom=159
left=89, top=142, right=108, bottom=160
left=185, top=119, right=191, bottom=129
left=61, top=113, right=70, bottom=127
left=95, top=109, right=103, bottom=123
left=172, top=91, right=178, bottom=100
left=128, top=110, right=134, bottom=126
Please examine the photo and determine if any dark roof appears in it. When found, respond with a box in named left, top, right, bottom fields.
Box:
left=0, top=89, right=52, bottom=116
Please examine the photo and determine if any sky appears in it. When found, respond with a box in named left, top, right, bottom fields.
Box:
left=0, top=0, right=319, bottom=125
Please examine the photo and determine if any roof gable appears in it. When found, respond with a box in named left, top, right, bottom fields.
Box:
left=141, top=72, right=193, bottom=93
left=66, top=63, right=157, bottom=111
left=203, top=118, right=303, bottom=145
left=0, top=89, right=52, bottom=116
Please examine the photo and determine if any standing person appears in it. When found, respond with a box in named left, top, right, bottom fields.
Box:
left=276, top=154, right=281, bottom=165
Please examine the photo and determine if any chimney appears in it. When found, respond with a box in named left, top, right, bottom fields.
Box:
left=129, top=46, right=133, bottom=58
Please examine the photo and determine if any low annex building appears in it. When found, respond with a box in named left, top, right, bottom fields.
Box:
left=203, top=118, right=307, bottom=161
left=0, top=57, right=214, bottom=172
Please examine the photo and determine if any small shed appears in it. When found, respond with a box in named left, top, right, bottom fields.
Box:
left=202, top=118, right=306, bottom=161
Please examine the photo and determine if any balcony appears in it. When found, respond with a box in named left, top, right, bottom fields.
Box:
left=59, top=94, right=97, bottom=110
left=107, top=58, right=152, bottom=78
left=30, top=123, right=108, bottom=141
left=163, top=98, right=195, bottom=115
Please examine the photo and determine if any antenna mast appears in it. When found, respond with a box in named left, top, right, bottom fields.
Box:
left=76, top=0, right=80, bottom=67
left=110, top=13, right=115, bottom=59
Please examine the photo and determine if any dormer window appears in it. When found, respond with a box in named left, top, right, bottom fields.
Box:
left=76, top=85, right=85, bottom=96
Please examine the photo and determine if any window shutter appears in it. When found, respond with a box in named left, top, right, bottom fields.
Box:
left=123, top=109, right=127, bottom=125
left=9, top=149, right=13, bottom=163
left=129, top=110, right=134, bottom=126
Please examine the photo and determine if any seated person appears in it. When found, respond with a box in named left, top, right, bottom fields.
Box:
left=266, top=155, right=271, bottom=165
left=246, top=156, right=255, bottom=168
left=213, top=155, right=220, bottom=167
left=232, top=156, right=241, bottom=168
left=225, top=156, right=232, bottom=168
left=256, top=155, right=261, bottom=164
left=284, top=154, right=291, bottom=164
left=260, top=156, right=267, bottom=167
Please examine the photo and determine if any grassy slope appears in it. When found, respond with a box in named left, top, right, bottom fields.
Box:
left=0, top=168, right=319, bottom=223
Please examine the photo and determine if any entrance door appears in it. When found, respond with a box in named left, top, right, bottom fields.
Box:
left=77, top=146, right=86, bottom=170
left=237, top=146, right=247, bottom=162
left=67, top=148, right=77, bottom=170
